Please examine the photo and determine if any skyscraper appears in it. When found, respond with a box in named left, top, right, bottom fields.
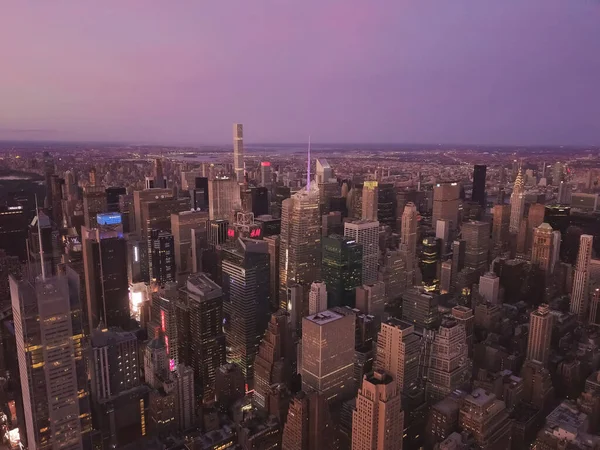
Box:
left=526, top=203, right=546, bottom=252
left=260, top=161, right=272, bottom=187
left=478, top=272, right=500, bottom=304
left=208, top=177, right=242, bottom=221
left=171, top=210, right=209, bottom=276
left=153, top=158, right=167, bottom=188
left=509, top=169, right=525, bottom=234
left=83, top=185, right=108, bottom=229
left=279, top=182, right=321, bottom=309
left=281, top=390, right=334, bottom=450
left=400, top=202, right=418, bottom=280
left=471, top=165, right=487, bottom=208
left=526, top=304, right=553, bottom=367
left=352, top=370, right=404, bottom=450
left=492, top=204, right=510, bottom=253
left=10, top=269, right=91, bottom=450
left=321, top=234, right=363, bottom=308
left=308, top=281, right=328, bottom=315
left=344, top=220, right=379, bottom=285
left=356, top=282, right=386, bottom=322
left=459, top=388, right=512, bottom=449
left=316, top=159, right=333, bottom=184
left=301, top=309, right=355, bottom=402
left=571, top=234, right=594, bottom=320
left=82, top=218, right=130, bottom=331
left=377, top=183, right=397, bottom=230
left=362, top=181, right=379, bottom=221
left=222, top=238, right=271, bottom=387
left=233, top=123, right=244, bottom=181
left=375, top=318, right=421, bottom=394
left=432, top=183, right=460, bottom=231
left=150, top=230, right=175, bottom=286
left=531, top=223, right=554, bottom=275
left=462, top=221, right=490, bottom=273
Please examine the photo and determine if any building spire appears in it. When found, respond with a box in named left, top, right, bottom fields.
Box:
left=307, top=135, right=311, bottom=188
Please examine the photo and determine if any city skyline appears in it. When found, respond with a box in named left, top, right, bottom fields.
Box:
left=2, top=1, right=600, bottom=146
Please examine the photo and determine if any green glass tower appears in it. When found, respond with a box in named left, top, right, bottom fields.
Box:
left=321, top=234, right=363, bottom=308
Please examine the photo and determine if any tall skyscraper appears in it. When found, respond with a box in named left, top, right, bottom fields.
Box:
left=321, top=234, right=363, bottom=308
left=552, top=161, right=564, bottom=186
left=150, top=229, right=175, bottom=286
left=400, top=202, right=418, bottom=280
left=316, top=159, right=333, bottom=184
left=478, top=272, right=500, bottom=304
left=301, top=309, right=355, bottom=402
left=171, top=210, right=209, bottom=276
left=531, top=223, right=554, bottom=275
left=153, top=158, right=166, bottom=188
left=352, top=370, right=404, bottom=450
left=377, top=183, right=397, bottom=230
left=462, top=221, right=490, bottom=273
left=10, top=269, right=91, bottom=450
left=509, top=169, right=525, bottom=233
left=375, top=319, right=421, bottom=394
left=492, top=204, right=510, bottom=253
left=356, top=282, right=386, bottom=322
left=344, top=220, right=379, bottom=286
left=222, top=238, right=271, bottom=387
left=260, top=161, right=272, bottom=187
left=426, top=317, right=470, bottom=403
left=362, top=181, right=379, bottom=221
left=208, top=177, right=242, bottom=221
left=233, top=123, right=244, bottom=181
left=401, top=287, right=439, bottom=329
left=263, top=235, right=280, bottom=310
left=526, top=203, right=546, bottom=251
left=83, top=185, right=108, bottom=229
left=308, top=281, right=328, bottom=315
left=571, top=234, right=594, bottom=320
left=526, top=304, right=553, bottom=367
left=82, top=218, right=130, bottom=331
left=281, top=390, right=334, bottom=450
left=279, top=182, right=321, bottom=309
left=432, top=183, right=460, bottom=231
left=471, top=165, right=487, bottom=208
left=459, top=388, right=512, bottom=449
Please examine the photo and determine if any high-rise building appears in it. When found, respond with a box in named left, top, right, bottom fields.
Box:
left=375, top=319, right=421, bottom=394
left=478, top=272, right=500, bottom=304
left=209, top=177, right=241, bottom=221
left=83, top=185, right=108, bottom=229
left=362, top=181, right=379, bottom=221
left=150, top=230, right=175, bottom=286
left=492, top=204, right=510, bottom=253
left=400, top=202, right=418, bottom=273
left=10, top=269, right=91, bottom=450
left=171, top=210, right=209, bottom=276
left=462, top=221, right=490, bottom=273
left=378, top=250, right=407, bottom=302
left=301, top=309, right=355, bottom=402
left=316, top=159, right=333, bottom=184
left=356, top=282, right=386, bottom=322
left=558, top=181, right=572, bottom=204
left=440, top=260, right=452, bottom=294
left=281, top=390, right=334, bottom=450
left=426, top=317, right=470, bottom=403
left=260, top=161, right=272, bottom=187
left=377, top=183, right=397, bottom=230
left=82, top=219, right=130, bottom=331
left=153, top=158, right=167, bottom=188
left=251, top=186, right=269, bottom=217
left=471, top=165, right=487, bottom=208
left=450, top=239, right=466, bottom=293
left=279, top=182, right=321, bottom=309
left=321, top=234, right=363, bottom=308
left=253, top=311, right=293, bottom=410
left=309, top=281, right=328, bottom=315
left=214, top=363, right=245, bottom=412
left=526, top=304, right=553, bottom=367
left=263, top=235, right=280, bottom=310
left=345, top=220, right=379, bottom=285
left=222, top=238, right=271, bottom=387
left=352, top=370, right=404, bottom=450
left=531, top=223, right=554, bottom=275
left=432, top=183, right=460, bottom=231
left=401, top=287, right=439, bottom=329
left=233, top=123, right=244, bottom=181
left=552, top=161, right=563, bottom=186
left=419, top=236, right=440, bottom=288
left=509, top=169, right=525, bottom=233
left=571, top=234, right=595, bottom=320
left=526, top=203, right=546, bottom=252
left=459, top=388, right=512, bottom=449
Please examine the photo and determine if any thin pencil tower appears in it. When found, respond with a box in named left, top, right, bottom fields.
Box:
left=307, top=135, right=311, bottom=187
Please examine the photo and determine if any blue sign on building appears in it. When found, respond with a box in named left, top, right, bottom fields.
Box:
left=97, top=212, right=122, bottom=225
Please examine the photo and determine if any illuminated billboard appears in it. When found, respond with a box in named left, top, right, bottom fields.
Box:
left=97, top=212, right=122, bottom=225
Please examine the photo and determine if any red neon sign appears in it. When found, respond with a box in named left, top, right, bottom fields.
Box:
left=250, top=229, right=261, bottom=238
left=227, top=229, right=235, bottom=238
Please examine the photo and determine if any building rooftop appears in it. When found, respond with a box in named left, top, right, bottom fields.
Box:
left=364, top=370, right=394, bottom=386
left=185, top=273, right=222, bottom=300
left=383, top=317, right=414, bottom=331
left=304, top=309, right=344, bottom=325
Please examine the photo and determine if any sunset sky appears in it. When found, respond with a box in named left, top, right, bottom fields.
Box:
left=1, top=1, right=599, bottom=145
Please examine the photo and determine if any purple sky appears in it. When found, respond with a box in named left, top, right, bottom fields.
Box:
left=1, top=1, right=600, bottom=145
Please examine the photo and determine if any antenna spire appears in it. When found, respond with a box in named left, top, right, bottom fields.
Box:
left=35, top=195, right=46, bottom=280
left=307, top=135, right=311, bottom=188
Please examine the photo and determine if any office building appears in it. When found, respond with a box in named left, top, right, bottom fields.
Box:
left=321, top=234, right=363, bottom=308
left=571, top=234, right=594, bottom=320
left=82, top=219, right=130, bottom=331
left=262, top=235, right=280, bottom=311
left=316, top=159, right=333, bottom=184
left=0, top=204, right=28, bottom=261
left=509, top=169, right=525, bottom=233
left=526, top=203, right=546, bottom=251
left=251, top=186, right=269, bottom=217
left=352, top=370, right=404, bottom=450
left=345, top=220, right=379, bottom=285
left=281, top=390, right=334, bottom=450
left=375, top=319, right=421, bottom=394
left=106, top=187, right=126, bottom=213
left=260, top=161, right=272, bottom=187
left=462, top=221, right=490, bottom=273
left=478, top=272, right=500, bottom=304
left=152, top=158, right=167, bottom=188
left=459, top=388, right=512, bottom=449
left=401, top=287, right=438, bottom=329
left=420, top=237, right=439, bottom=288
left=10, top=269, right=91, bottom=450
left=571, top=193, right=599, bottom=211
left=440, top=261, right=452, bottom=294
left=279, top=182, right=321, bottom=309
left=309, top=281, right=328, bottom=315
left=362, top=181, right=379, bottom=221
left=222, top=238, right=271, bottom=387
left=471, top=165, right=486, bottom=208
left=233, top=123, right=245, bottom=181
left=377, top=183, right=397, bottom=230
left=378, top=250, right=407, bottom=302
left=301, top=309, right=355, bottom=402
left=209, top=177, right=241, bottom=221
left=526, top=304, right=553, bottom=367
left=400, top=202, right=418, bottom=273
left=426, top=317, right=470, bottom=403
left=450, top=239, right=466, bottom=292
left=150, top=230, right=175, bottom=286
left=171, top=210, right=209, bottom=276
left=432, top=183, right=460, bottom=231
left=214, top=363, right=245, bottom=412
left=356, top=282, right=386, bottom=322
left=558, top=181, right=572, bottom=204
left=531, top=223, right=554, bottom=275
left=492, top=204, right=510, bottom=253
left=83, top=185, right=108, bottom=229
